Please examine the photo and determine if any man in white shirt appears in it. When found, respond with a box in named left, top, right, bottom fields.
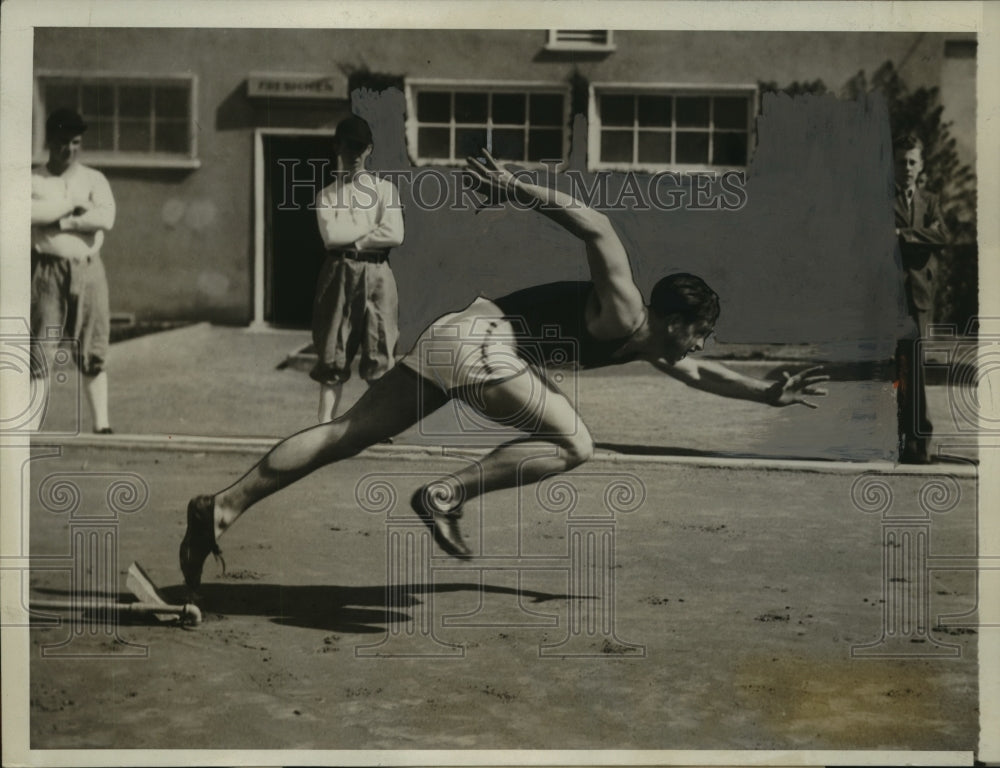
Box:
left=30, top=109, right=117, bottom=433
left=311, top=115, right=404, bottom=422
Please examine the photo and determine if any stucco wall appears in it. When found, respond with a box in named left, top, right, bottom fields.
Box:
left=32, top=28, right=975, bottom=343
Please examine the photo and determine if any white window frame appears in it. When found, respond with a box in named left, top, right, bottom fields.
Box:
left=405, top=79, right=572, bottom=168
left=588, top=83, right=758, bottom=173
left=545, top=30, right=616, bottom=53
left=34, top=70, right=200, bottom=169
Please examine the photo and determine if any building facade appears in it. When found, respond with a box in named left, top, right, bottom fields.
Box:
left=32, top=28, right=976, bottom=353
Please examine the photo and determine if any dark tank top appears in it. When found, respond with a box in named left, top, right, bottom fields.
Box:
left=493, top=281, right=641, bottom=370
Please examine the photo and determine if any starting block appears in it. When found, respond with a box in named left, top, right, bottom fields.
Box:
left=30, top=561, right=202, bottom=627
left=126, top=562, right=193, bottom=623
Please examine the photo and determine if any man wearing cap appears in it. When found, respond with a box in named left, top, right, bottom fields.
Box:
left=311, top=114, right=404, bottom=422
left=30, top=108, right=117, bottom=433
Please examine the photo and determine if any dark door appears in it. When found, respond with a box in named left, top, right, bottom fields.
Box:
left=264, top=134, right=337, bottom=327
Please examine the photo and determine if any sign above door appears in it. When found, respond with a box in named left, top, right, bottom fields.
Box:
left=246, top=72, right=348, bottom=101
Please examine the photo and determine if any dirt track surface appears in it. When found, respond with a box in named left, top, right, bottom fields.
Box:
left=26, top=445, right=978, bottom=752
left=33, top=324, right=914, bottom=462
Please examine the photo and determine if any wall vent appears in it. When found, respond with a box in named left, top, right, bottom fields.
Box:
left=545, top=30, right=616, bottom=52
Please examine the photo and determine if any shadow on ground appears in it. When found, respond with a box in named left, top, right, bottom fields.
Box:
left=95, top=581, right=578, bottom=634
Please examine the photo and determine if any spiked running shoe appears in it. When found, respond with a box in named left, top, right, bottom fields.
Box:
left=410, top=487, right=472, bottom=559
left=179, top=495, right=225, bottom=590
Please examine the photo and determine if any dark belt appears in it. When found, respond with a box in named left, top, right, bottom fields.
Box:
left=34, top=250, right=93, bottom=265
left=328, top=248, right=390, bottom=264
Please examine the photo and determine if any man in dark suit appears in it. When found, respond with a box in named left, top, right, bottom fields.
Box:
left=893, top=134, right=948, bottom=464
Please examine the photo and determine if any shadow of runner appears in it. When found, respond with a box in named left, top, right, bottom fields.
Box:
left=153, top=581, right=578, bottom=634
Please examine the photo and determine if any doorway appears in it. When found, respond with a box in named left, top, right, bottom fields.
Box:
left=261, top=133, right=338, bottom=327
